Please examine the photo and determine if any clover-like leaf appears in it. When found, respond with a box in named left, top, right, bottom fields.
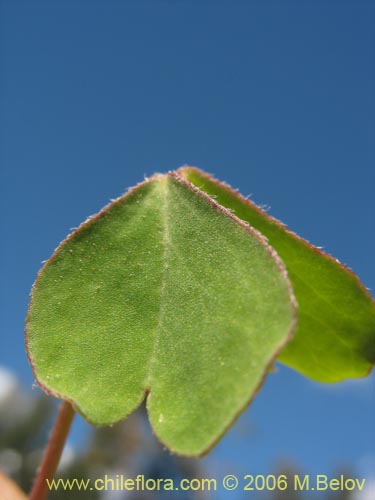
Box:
left=178, top=167, right=375, bottom=383
left=26, top=172, right=296, bottom=456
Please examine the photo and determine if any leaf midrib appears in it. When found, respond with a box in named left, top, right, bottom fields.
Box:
left=145, top=177, right=170, bottom=388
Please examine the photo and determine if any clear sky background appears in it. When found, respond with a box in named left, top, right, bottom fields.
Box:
left=1, top=1, right=374, bottom=498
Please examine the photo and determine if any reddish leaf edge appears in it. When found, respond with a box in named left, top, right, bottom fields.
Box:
left=25, top=170, right=297, bottom=457
left=177, top=165, right=375, bottom=379
left=147, top=172, right=297, bottom=457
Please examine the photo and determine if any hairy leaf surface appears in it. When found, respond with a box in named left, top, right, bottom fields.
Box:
left=26, top=173, right=296, bottom=455
left=178, top=167, right=375, bottom=382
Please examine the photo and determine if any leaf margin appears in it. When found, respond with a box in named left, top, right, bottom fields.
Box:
left=25, top=170, right=298, bottom=456
left=177, top=165, right=375, bottom=382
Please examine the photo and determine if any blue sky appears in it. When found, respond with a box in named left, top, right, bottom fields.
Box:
left=1, top=0, right=374, bottom=497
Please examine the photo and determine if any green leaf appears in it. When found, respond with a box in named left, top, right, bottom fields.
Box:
left=178, top=167, right=375, bottom=383
left=26, top=173, right=296, bottom=456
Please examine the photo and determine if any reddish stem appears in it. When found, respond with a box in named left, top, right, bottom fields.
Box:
left=29, top=401, right=75, bottom=500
